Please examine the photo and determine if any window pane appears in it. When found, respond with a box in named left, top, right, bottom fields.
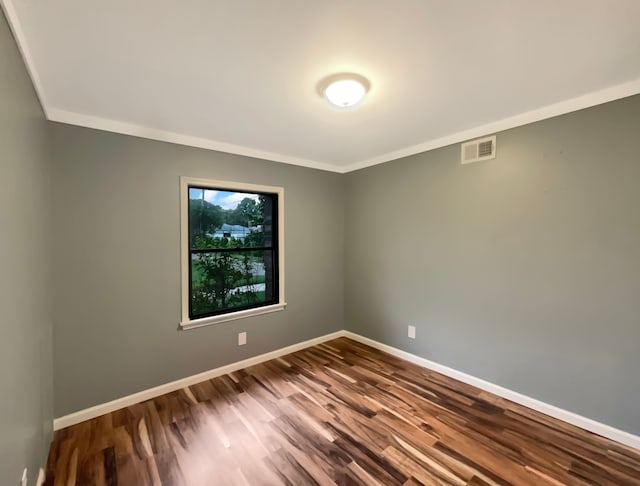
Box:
left=191, top=250, right=276, bottom=317
left=189, top=188, right=274, bottom=250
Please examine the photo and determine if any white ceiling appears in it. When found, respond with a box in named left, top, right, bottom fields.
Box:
left=4, top=1, right=640, bottom=172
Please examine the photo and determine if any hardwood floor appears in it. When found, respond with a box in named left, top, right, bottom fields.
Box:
left=46, top=338, right=640, bottom=485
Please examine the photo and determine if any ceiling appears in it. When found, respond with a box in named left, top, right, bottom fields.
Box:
left=4, top=1, right=640, bottom=173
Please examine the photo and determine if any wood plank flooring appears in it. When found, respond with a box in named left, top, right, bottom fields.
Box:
left=46, top=338, right=640, bottom=485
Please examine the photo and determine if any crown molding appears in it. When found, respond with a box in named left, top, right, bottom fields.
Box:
left=47, top=108, right=344, bottom=173
left=43, top=79, right=640, bottom=175
left=4, top=0, right=640, bottom=175
left=342, top=77, right=640, bottom=173
left=1, top=0, right=50, bottom=117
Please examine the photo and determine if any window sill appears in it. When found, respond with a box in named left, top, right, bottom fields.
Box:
left=180, top=302, right=287, bottom=330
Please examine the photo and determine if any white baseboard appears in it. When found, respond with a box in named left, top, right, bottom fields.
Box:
left=343, top=331, right=640, bottom=451
left=36, top=467, right=45, bottom=486
left=54, top=329, right=640, bottom=452
left=53, top=330, right=346, bottom=430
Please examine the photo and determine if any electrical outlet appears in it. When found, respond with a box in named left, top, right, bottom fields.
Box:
left=20, top=468, right=27, bottom=486
left=408, top=325, right=416, bottom=339
left=238, top=332, right=247, bottom=346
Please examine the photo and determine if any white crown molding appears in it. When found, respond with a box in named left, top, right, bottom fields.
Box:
left=43, top=78, right=640, bottom=175
left=54, top=328, right=640, bottom=452
left=46, top=107, right=344, bottom=173
left=342, top=78, right=640, bottom=173
left=1, top=0, right=50, bottom=117
left=343, top=331, right=640, bottom=451
left=4, top=0, right=640, bottom=175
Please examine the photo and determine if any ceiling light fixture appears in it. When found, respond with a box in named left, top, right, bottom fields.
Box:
left=319, top=73, right=370, bottom=108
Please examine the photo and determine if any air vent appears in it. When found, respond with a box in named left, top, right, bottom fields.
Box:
left=461, top=135, right=496, bottom=164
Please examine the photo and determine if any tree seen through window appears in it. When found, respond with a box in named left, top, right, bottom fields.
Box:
left=188, top=187, right=278, bottom=318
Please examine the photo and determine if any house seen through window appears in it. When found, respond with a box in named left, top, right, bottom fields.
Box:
left=186, top=183, right=280, bottom=321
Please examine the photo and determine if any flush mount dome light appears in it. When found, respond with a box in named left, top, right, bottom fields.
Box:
left=320, top=73, right=370, bottom=108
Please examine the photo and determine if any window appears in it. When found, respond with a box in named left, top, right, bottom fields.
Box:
left=180, top=177, right=285, bottom=329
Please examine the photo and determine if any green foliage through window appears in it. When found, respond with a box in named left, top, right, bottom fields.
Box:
left=188, top=187, right=278, bottom=319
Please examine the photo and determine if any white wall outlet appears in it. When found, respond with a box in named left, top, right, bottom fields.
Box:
left=408, top=325, right=416, bottom=339
left=238, top=332, right=247, bottom=346
left=20, top=468, right=27, bottom=486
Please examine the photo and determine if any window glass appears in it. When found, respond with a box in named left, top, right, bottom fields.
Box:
left=188, top=187, right=278, bottom=319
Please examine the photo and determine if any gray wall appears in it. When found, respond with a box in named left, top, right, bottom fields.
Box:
left=50, top=95, right=640, bottom=436
left=0, top=10, right=53, bottom=483
left=345, top=95, right=640, bottom=435
left=6, top=2, right=638, bottom=444
left=51, top=124, right=345, bottom=416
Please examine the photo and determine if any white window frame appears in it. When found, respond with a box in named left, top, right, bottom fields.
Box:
left=180, top=176, right=286, bottom=330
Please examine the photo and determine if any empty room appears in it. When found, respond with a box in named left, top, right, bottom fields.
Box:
left=2, top=1, right=640, bottom=485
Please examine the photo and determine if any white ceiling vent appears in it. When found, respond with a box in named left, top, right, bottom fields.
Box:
left=461, top=135, right=496, bottom=164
